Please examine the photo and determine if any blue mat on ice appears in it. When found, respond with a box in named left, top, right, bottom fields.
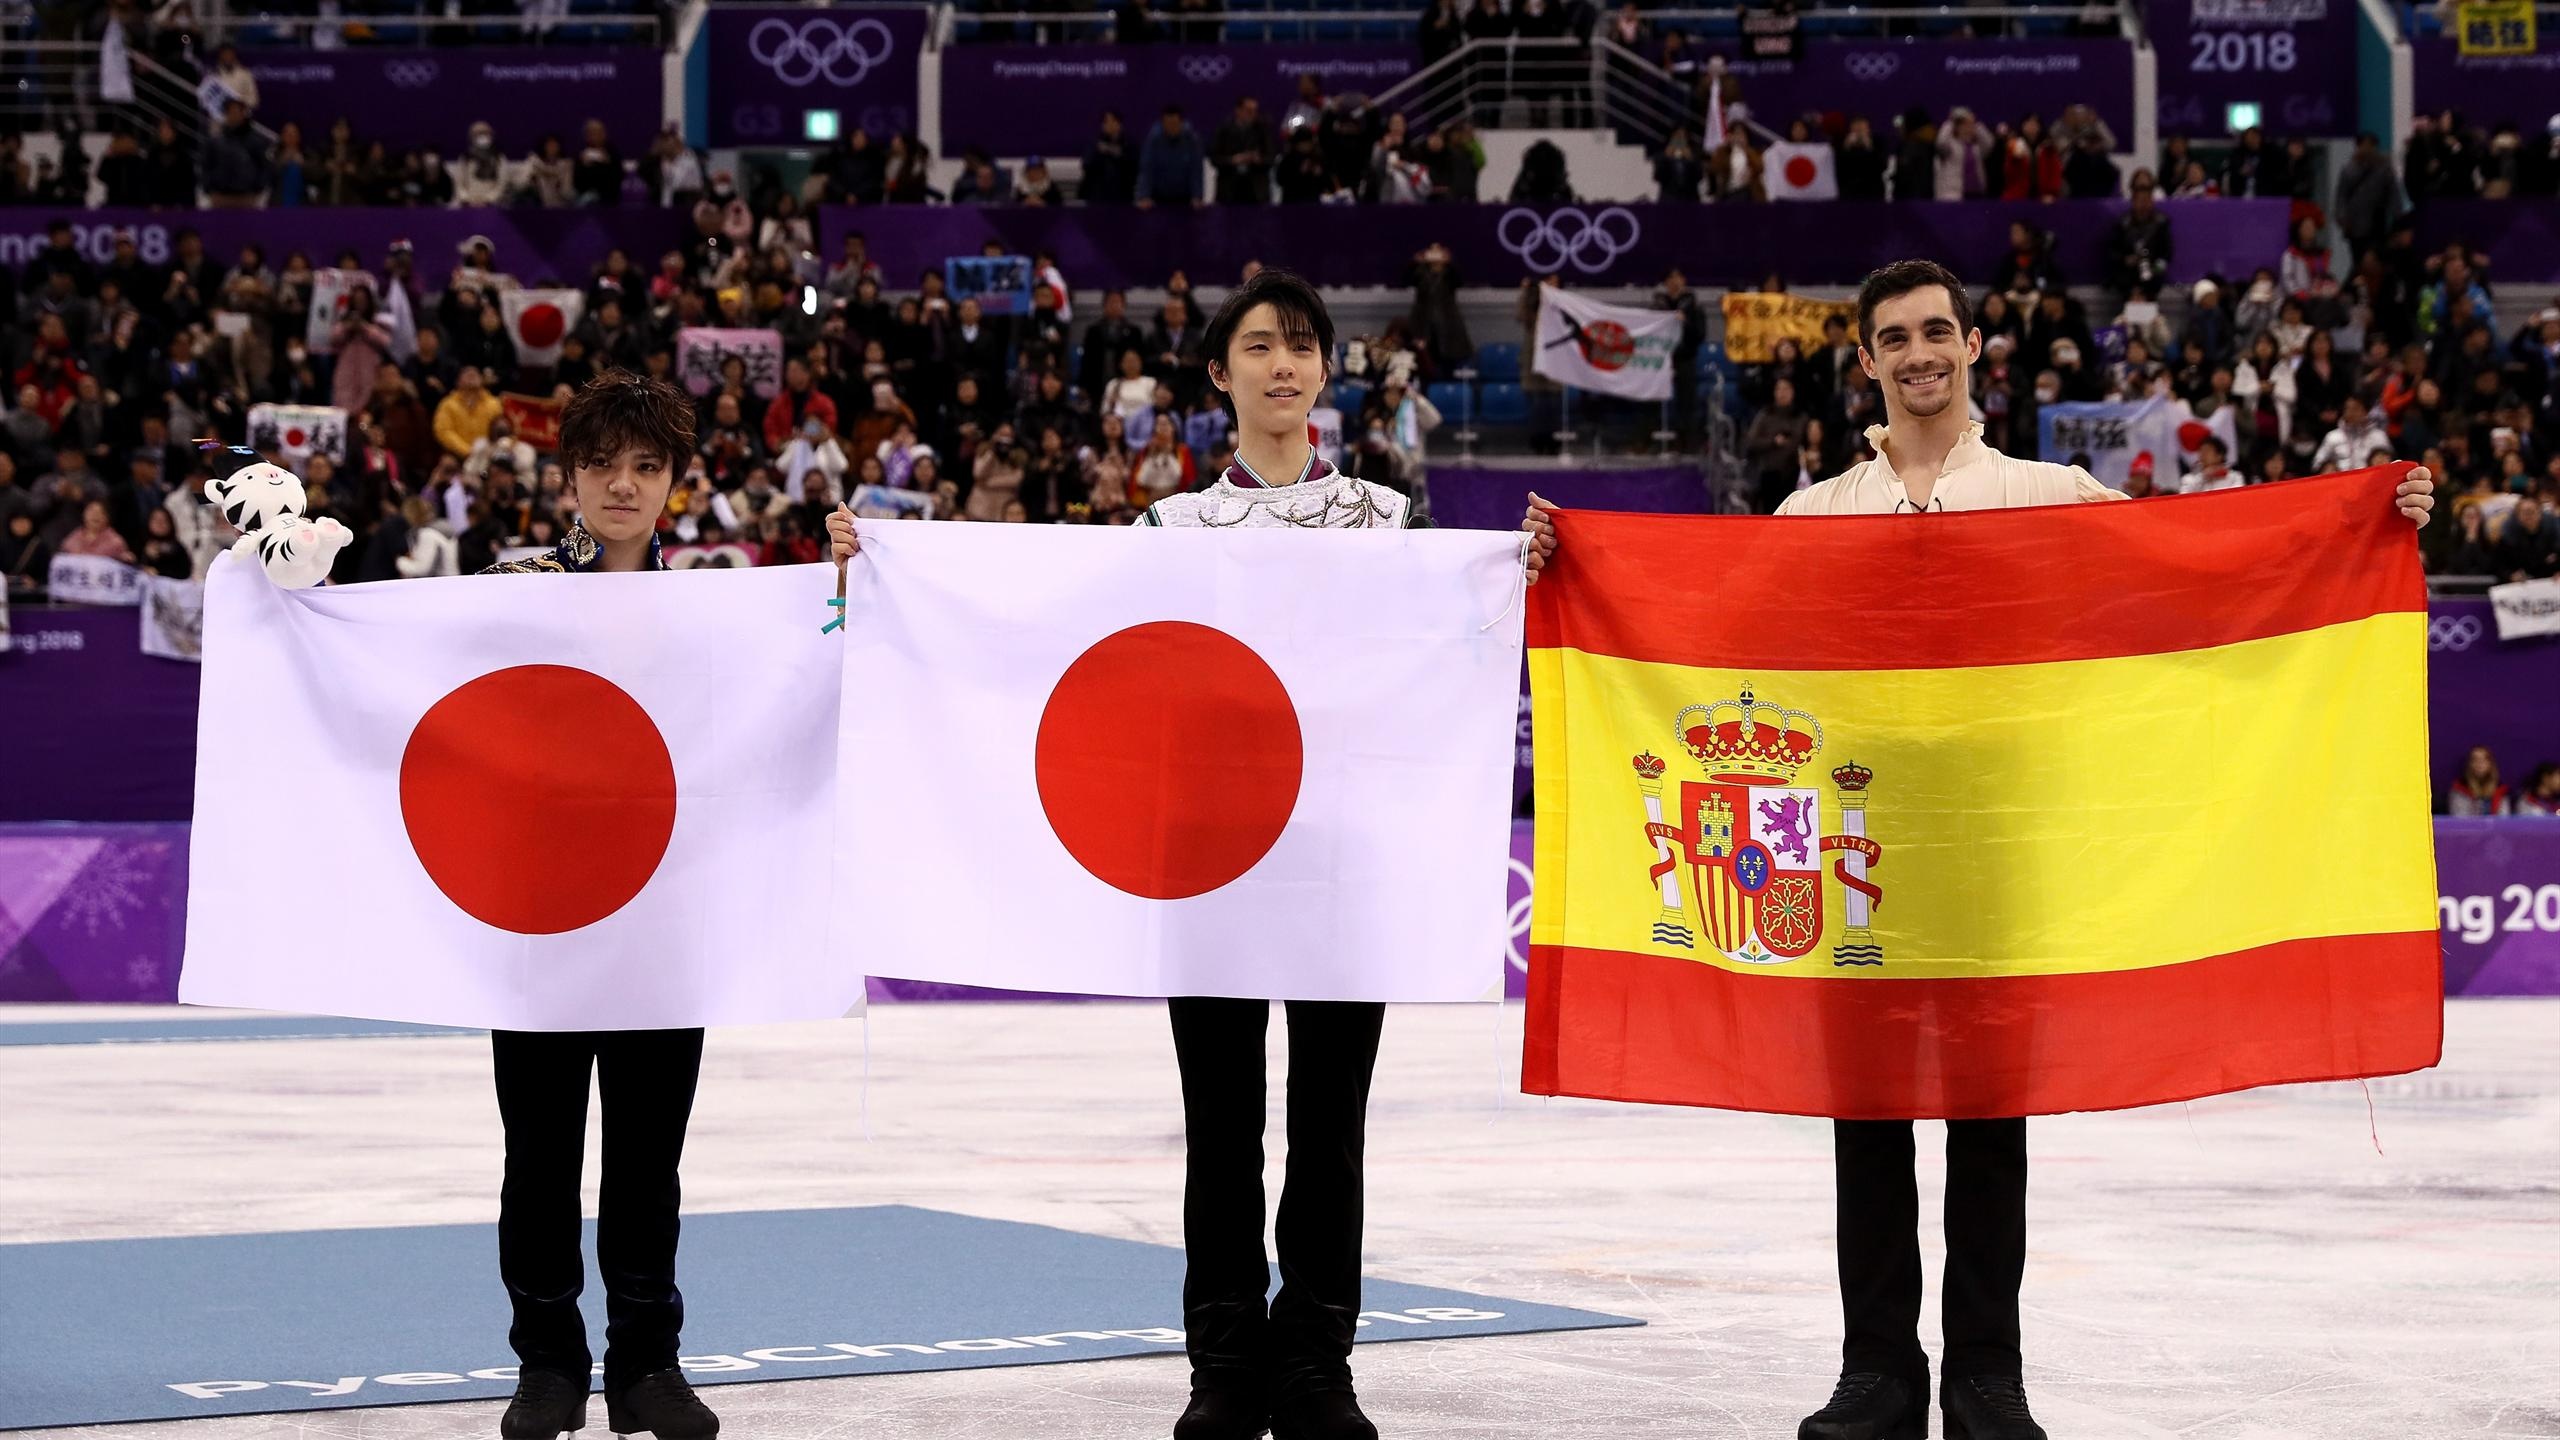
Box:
left=0, top=1205, right=1639, bottom=1429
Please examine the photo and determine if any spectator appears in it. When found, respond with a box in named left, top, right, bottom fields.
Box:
left=2516, top=765, right=2560, bottom=818
left=1744, top=376, right=1811, bottom=513
left=331, top=282, right=394, bottom=418
left=572, top=119, right=622, bottom=207
left=1991, top=221, right=2065, bottom=300
left=1890, top=110, right=1936, bottom=201
left=434, top=366, right=503, bottom=459
left=2446, top=745, right=2512, bottom=816
left=1278, top=128, right=1336, bottom=204
left=1421, top=0, right=1468, bottom=65
left=649, top=127, right=711, bottom=208
left=1137, top=106, right=1206, bottom=208
left=884, top=133, right=934, bottom=204
left=1018, top=156, right=1062, bottom=207
left=763, top=358, right=841, bottom=454
left=1935, top=107, right=1990, bottom=200
left=1148, top=294, right=1206, bottom=408
left=522, top=136, right=576, bottom=209
left=1998, top=113, right=2063, bottom=202
left=952, top=154, right=1015, bottom=205
left=2281, top=215, right=2340, bottom=311
left=1513, top=137, right=1581, bottom=203
left=57, top=498, right=136, bottom=563
left=2496, top=496, right=2560, bottom=580
left=1704, top=127, right=1762, bottom=202
left=2052, top=102, right=2116, bottom=156
left=138, top=506, right=193, bottom=579
left=1131, top=412, right=1195, bottom=506
left=202, top=100, right=273, bottom=209
left=455, top=122, right=511, bottom=208
left=2063, top=131, right=2119, bottom=198
left=2312, top=393, right=2388, bottom=473
left=2335, top=133, right=2401, bottom=261
left=1082, top=110, right=1138, bottom=205
left=2102, top=173, right=2171, bottom=297
left=2182, top=435, right=2242, bottom=493
left=208, top=42, right=261, bottom=114
left=1835, top=116, right=1888, bottom=200
left=1211, top=97, right=1275, bottom=206
left=1655, top=126, right=1704, bottom=203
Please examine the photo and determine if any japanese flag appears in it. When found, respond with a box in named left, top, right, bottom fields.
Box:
left=180, top=555, right=851, bottom=1030
left=502, top=287, right=586, bottom=368
left=1765, top=140, right=1838, bottom=201
left=832, top=523, right=1527, bottom=1002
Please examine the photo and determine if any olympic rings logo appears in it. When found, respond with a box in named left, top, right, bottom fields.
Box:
left=1842, top=51, right=1901, bottom=83
left=2429, top=615, right=2483, bottom=651
left=1496, top=206, right=1642, bottom=276
left=746, top=16, right=897, bottom=89
left=1175, top=54, right=1235, bottom=85
left=383, top=59, right=441, bottom=89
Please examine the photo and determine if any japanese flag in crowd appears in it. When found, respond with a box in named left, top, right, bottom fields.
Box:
left=1532, top=288, right=1683, bottom=402
left=502, top=288, right=586, bottom=368
left=181, top=556, right=851, bottom=1030
left=833, top=523, right=1526, bottom=1002
left=247, top=403, right=347, bottom=471
left=1765, top=140, right=1839, bottom=201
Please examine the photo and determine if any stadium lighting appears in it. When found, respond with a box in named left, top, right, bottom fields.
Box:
left=804, top=109, right=840, bottom=142
left=2225, top=101, right=2261, bottom=133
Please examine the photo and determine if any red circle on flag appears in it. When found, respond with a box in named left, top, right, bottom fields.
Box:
left=399, top=665, right=676, bottom=935
left=284, top=427, right=307, bottom=448
left=1033, top=622, right=1302, bottom=901
left=517, top=303, right=567, bottom=349
left=1784, top=154, right=1818, bottom=189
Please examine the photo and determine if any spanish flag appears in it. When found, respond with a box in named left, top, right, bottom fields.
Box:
left=1522, top=465, right=2442, bottom=1119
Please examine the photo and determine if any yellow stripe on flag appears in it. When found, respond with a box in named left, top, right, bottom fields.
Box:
left=1530, top=612, right=2434, bottom=980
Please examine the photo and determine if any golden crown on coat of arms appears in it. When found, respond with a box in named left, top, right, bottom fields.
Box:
left=1831, top=762, right=1873, bottom=792
left=1675, top=684, right=1823, bottom=784
left=1632, top=752, right=1667, bottom=781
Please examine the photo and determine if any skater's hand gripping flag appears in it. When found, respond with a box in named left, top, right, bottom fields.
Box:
left=831, top=522, right=1527, bottom=1001
left=1522, top=464, right=2443, bottom=1119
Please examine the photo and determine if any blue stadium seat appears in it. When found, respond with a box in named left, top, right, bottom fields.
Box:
left=1332, top=379, right=1371, bottom=418
left=1479, top=383, right=1530, bottom=425
left=1425, top=380, right=1471, bottom=422
left=1473, top=342, right=1521, bottom=383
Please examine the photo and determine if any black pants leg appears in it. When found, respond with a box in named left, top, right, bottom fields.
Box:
left=1269, top=999, right=1386, bottom=1398
left=1941, top=1117, right=2027, bottom=1382
left=493, top=1028, right=704, bottom=1390
left=1171, top=997, right=1276, bottom=1385
left=1832, top=1118, right=2028, bottom=1389
left=1168, top=997, right=1386, bottom=1397
left=595, top=1028, right=705, bottom=1389
left=495, top=1029, right=600, bottom=1380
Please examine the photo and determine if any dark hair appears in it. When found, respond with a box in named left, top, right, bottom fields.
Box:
left=559, top=370, right=696, bottom=471
left=1855, top=259, right=1972, bottom=351
left=1202, top=267, right=1334, bottom=417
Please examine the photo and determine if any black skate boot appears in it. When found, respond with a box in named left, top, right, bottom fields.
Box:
left=602, top=1369, right=718, bottom=1440
left=498, top=1367, right=588, bottom=1440
left=1799, top=1371, right=1927, bottom=1440
left=1942, top=1375, right=2047, bottom=1440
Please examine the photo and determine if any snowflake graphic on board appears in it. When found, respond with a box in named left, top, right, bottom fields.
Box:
left=55, top=843, right=165, bottom=937
left=126, top=953, right=164, bottom=989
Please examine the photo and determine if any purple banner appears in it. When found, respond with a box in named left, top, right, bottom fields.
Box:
left=2434, top=820, right=2560, bottom=995
left=820, top=198, right=2286, bottom=291
left=939, top=45, right=1418, bottom=159
left=2150, top=0, right=2358, bottom=137
left=705, top=6, right=929, bottom=148
left=2413, top=200, right=2560, bottom=285
left=0, top=209, right=688, bottom=292
left=1697, top=38, right=2136, bottom=143
left=2411, top=29, right=2560, bottom=130
left=0, top=609, right=198, bottom=826
left=2427, top=596, right=2560, bottom=804
left=247, top=49, right=662, bottom=155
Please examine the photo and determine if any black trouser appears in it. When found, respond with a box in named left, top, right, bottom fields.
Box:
left=492, top=1027, right=705, bottom=1390
left=1834, top=1117, right=2027, bottom=1390
left=1169, top=997, right=1385, bottom=1400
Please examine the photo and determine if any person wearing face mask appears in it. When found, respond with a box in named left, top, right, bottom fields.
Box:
left=1523, top=258, right=2439, bottom=1440
left=456, top=122, right=512, bottom=208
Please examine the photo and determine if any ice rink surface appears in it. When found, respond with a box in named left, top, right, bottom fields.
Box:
left=3, top=998, right=2553, bottom=1440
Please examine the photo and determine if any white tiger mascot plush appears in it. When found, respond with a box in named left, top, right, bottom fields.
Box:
left=205, top=457, right=349, bottom=588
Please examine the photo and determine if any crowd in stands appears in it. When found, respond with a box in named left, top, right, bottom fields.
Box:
left=2446, top=745, right=2560, bottom=818
left=0, top=196, right=1472, bottom=599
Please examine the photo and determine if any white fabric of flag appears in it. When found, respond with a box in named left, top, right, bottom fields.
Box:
left=832, top=523, right=1527, bottom=1002
left=502, top=288, right=586, bottom=368
left=1765, top=140, right=1839, bottom=200
left=180, top=556, right=851, bottom=1030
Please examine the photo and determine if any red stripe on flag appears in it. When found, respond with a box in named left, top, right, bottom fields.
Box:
left=1521, top=932, right=2443, bottom=1119
left=1527, top=465, right=2426, bottom=672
